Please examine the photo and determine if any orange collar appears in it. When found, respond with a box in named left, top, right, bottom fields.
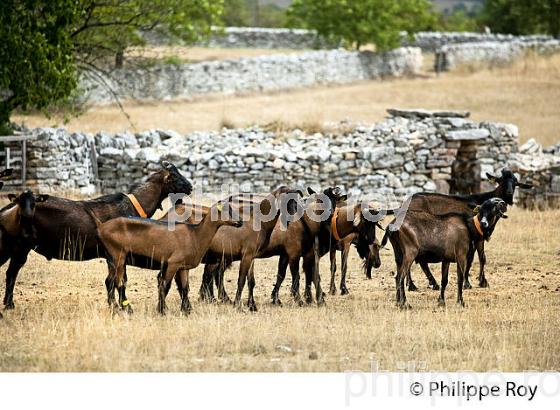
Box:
left=331, top=207, right=341, bottom=241
left=473, top=216, right=484, bottom=237
left=127, top=194, right=148, bottom=218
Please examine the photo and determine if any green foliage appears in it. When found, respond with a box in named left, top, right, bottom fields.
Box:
left=287, top=0, right=438, bottom=50
left=437, top=10, right=480, bottom=32
left=223, top=0, right=287, bottom=28
left=0, top=0, right=79, bottom=129
left=0, top=0, right=224, bottom=128
left=73, top=0, right=224, bottom=68
left=480, top=0, right=560, bottom=37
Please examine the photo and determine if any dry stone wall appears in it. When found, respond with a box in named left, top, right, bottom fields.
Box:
left=436, top=40, right=560, bottom=71
left=22, top=110, right=535, bottom=208
left=80, top=48, right=422, bottom=104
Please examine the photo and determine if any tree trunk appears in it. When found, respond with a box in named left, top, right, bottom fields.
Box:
left=115, top=50, right=124, bottom=69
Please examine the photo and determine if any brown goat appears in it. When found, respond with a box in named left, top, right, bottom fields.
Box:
left=405, top=169, right=532, bottom=291
left=329, top=233, right=381, bottom=295
left=327, top=203, right=382, bottom=295
left=90, top=201, right=242, bottom=314
left=0, top=188, right=47, bottom=318
left=383, top=198, right=508, bottom=308
left=159, top=187, right=301, bottom=311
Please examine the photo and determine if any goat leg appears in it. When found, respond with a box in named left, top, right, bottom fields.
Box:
left=476, top=242, right=489, bottom=288
left=329, top=248, right=337, bottom=295
left=271, top=255, right=288, bottom=305
left=340, top=244, right=350, bottom=295
left=199, top=264, right=216, bottom=303
left=406, top=269, right=418, bottom=292
left=176, top=269, right=191, bottom=314
left=419, top=262, right=440, bottom=290
left=3, top=250, right=29, bottom=310
left=463, top=245, right=476, bottom=289
left=289, top=257, right=304, bottom=306
left=438, top=262, right=450, bottom=307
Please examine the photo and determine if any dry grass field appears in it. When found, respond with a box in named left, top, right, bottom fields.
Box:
left=1, top=207, right=559, bottom=372
left=13, top=52, right=560, bottom=146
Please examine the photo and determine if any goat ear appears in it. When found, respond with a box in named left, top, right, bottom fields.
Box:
left=0, top=182, right=3, bottom=190
left=472, top=205, right=481, bottom=215
left=337, top=194, right=348, bottom=203
left=297, top=189, right=305, bottom=197
left=307, top=187, right=316, bottom=195
left=486, top=173, right=499, bottom=183
left=163, top=172, right=170, bottom=183
left=36, top=194, right=49, bottom=203
left=501, top=214, right=508, bottom=219
left=8, top=193, right=17, bottom=202
left=516, top=181, right=533, bottom=189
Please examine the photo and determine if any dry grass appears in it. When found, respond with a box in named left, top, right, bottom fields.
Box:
left=1, top=207, right=559, bottom=372
left=13, top=52, right=560, bottom=146
left=124, top=46, right=305, bottom=64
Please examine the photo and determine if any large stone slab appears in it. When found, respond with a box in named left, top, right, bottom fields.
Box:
left=387, top=108, right=470, bottom=119
left=446, top=128, right=490, bottom=141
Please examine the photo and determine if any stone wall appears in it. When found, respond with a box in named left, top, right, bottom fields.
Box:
left=436, top=40, right=560, bottom=71
left=405, top=31, right=555, bottom=52
left=22, top=110, right=526, bottom=206
left=508, top=140, right=560, bottom=209
left=142, top=27, right=338, bottom=49
left=80, top=48, right=422, bottom=104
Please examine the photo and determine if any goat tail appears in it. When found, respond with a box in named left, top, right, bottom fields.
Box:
left=84, top=205, right=103, bottom=229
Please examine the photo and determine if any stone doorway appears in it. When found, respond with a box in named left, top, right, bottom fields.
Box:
left=449, top=140, right=481, bottom=195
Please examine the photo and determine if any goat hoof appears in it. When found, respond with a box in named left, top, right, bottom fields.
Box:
left=305, top=295, right=313, bottom=305
left=249, top=303, right=258, bottom=312
left=408, top=282, right=418, bottom=292
left=329, top=287, right=336, bottom=296
left=0, top=312, right=3, bottom=319
left=463, top=281, right=472, bottom=290
left=430, top=283, right=440, bottom=291
left=4, top=303, right=15, bottom=310
left=438, top=299, right=446, bottom=307
left=340, top=287, right=349, bottom=295
left=398, top=302, right=411, bottom=310
left=479, top=278, right=489, bottom=288
left=271, top=298, right=282, bottom=306
left=457, top=301, right=465, bottom=307
left=181, top=307, right=192, bottom=315
left=296, top=299, right=304, bottom=307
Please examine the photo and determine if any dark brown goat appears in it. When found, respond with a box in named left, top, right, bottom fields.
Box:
left=0, top=162, right=192, bottom=310
left=90, top=201, right=242, bottom=314
left=0, top=189, right=48, bottom=318
left=329, top=233, right=381, bottom=295
left=159, top=187, right=301, bottom=311
left=405, top=169, right=532, bottom=290
left=327, top=203, right=382, bottom=295
left=182, top=187, right=345, bottom=307
left=383, top=198, right=508, bottom=308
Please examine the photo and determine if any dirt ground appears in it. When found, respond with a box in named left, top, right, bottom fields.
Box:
left=13, top=52, right=560, bottom=146
left=1, top=207, right=559, bottom=372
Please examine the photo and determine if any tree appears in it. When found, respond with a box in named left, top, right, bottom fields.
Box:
left=287, top=0, right=438, bottom=50
left=0, top=0, right=224, bottom=131
left=480, top=0, right=560, bottom=37
left=0, top=0, right=79, bottom=133
left=72, top=0, right=224, bottom=70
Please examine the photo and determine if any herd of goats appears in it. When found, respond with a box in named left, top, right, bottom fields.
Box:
left=0, top=161, right=534, bottom=317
